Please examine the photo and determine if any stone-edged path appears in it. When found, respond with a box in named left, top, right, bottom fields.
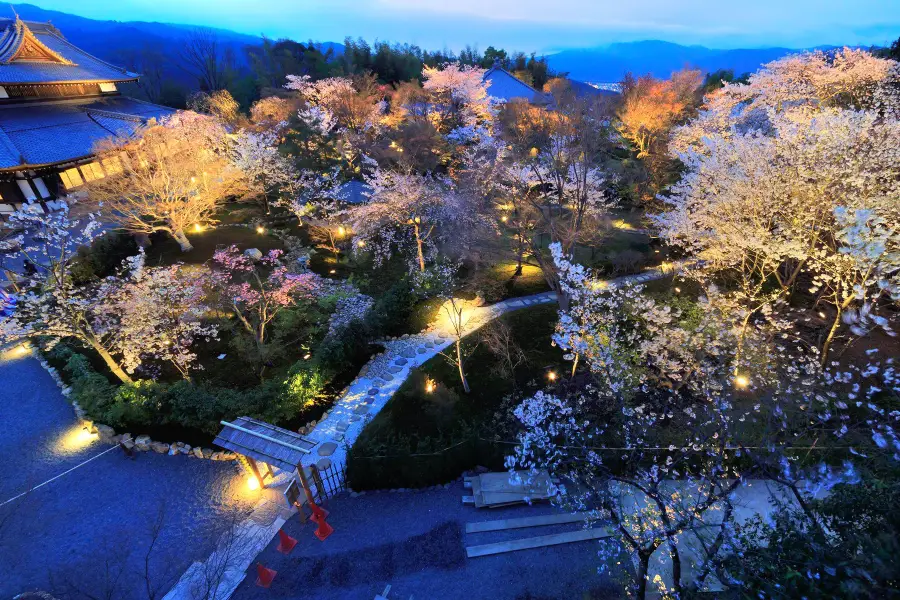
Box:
left=162, top=265, right=677, bottom=600
left=298, top=264, right=679, bottom=483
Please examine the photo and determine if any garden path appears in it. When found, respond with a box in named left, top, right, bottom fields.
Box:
left=299, top=265, right=679, bottom=486
left=161, top=264, right=679, bottom=599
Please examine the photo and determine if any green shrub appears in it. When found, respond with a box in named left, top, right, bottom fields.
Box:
left=284, top=362, right=327, bottom=410
left=70, top=231, right=138, bottom=285
left=105, top=381, right=160, bottom=428
left=65, top=353, right=116, bottom=417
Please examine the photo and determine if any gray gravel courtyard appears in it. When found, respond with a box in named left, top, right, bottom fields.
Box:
left=232, top=483, right=627, bottom=600
left=0, top=349, right=273, bottom=599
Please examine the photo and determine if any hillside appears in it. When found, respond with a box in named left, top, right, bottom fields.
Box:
left=9, top=3, right=342, bottom=105
left=548, top=40, right=823, bottom=82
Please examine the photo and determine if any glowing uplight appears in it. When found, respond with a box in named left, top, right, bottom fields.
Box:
left=674, top=287, right=682, bottom=293
left=193, top=223, right=204, bottom=233
left=818, top=311, right=826, bottom=319
left=337, top=226, right=346, bottom=237
left=329, top=269, right=336, bottom=274
left=734, top=375, right=750, bottom=389
left=246, top=476, right=260, bottom=491
left=547, top=371, right=557, bottom=382
left=1, top=343, right=31, bottom=362
left=357, top=240, right=366, bottom=248
left=256, top=226, right=265, bottom=234
left=500, top=215, right=508, bottom=223
left=57, top=424, right=98, bottom=453
left=425, top=378, right=436, bottom=394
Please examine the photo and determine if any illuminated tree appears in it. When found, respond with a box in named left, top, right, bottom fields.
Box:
left=508, top=244, right=899, bottom=598
left=495, top=96, right=618, bottom=310
left=229, top=128, right=296, bottom=214
left=187, top=89, right=240, bottom=124
left=617, top=69, right=702, bottom=158
left=87, top=113, right=245, bottom=252
left=101, top=254, right=217, bottom=380
left=0, top=208, right=133, bottom=383
left=659, top=51, right=900, bottom=363
left=421, top=63, right=495, bottom=134
left=348, top=163, right=479, bottom=274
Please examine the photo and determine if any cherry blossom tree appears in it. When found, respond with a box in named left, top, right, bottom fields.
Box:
left=507, top=244, right=899, bottom=598
left=285, top=73, right=385, bottom=134
left=229, top=128, right=297, bottom=214
left=421, top=63, right=495, bottom=134
left=669, top=48, right=900, bottom=156
left=87, top=112, right=245, bottom=252
left=100, top=253, right=217, bottom=380
left=348, top=163, right=479, bottom=274
left=0, top=208, right=134, bottom=383
left=209, top=246, right=321, bottom=374
left=658, top=53, right=900, bottom=362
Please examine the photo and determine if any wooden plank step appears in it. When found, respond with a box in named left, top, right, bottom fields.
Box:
left=466, top=527, right=614, bottom=558
left=466, top=512, right=591, bottom=533
left=462, top=495, right=475, bottom=505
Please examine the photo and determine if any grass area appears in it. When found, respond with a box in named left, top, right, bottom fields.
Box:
left=143, top=225, right=285, bottom=267
left=349, top=304, right=565, bottom=488
left=363, top=304, right=564, bottom=441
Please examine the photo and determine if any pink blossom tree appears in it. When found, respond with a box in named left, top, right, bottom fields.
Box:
left=209, top=246, right=322, bottom=373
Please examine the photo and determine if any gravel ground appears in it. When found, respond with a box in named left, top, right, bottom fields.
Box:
left=232, top=482, right=627, bottom=600
left=0, top=351, right=270, bottom=599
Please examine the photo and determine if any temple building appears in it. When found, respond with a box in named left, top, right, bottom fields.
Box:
left=0, top=17, right=175, bottom=215
left=482, top=61, right=619, bottom=105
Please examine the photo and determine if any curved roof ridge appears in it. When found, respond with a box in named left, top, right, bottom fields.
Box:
left=37, top=25, right=136, bottom=77
left=0, top=18, right=75, bottom=66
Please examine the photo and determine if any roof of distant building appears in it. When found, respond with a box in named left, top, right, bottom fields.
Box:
left=0, top=95, right=175, bottom=170
left=482, top=63, right=550, bottom=105
left=0, top=18, right=138, bottom=85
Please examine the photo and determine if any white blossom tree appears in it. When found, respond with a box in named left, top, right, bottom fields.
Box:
left=658, top=50, right=900, bottom=363
left=229, top=128, right=297, bottom=214
left=0, top=208, right=134, bottom=383
left=348, top=162, right=480, bottom=274
left=87, top=112, right=246, bottom=252
left=508, top=244, right=899, bottom=598
left=100, top=253, right=217, bottom=380
left=421, top=62, right=495, bottom=134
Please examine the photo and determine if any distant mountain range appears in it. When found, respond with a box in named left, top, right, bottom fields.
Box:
left=547, top=40, right=838, bottom=83
left=6, top=4, right=858, bottom=92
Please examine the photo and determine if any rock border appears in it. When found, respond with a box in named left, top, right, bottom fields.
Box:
left=32, top=349, right=237, bottom=462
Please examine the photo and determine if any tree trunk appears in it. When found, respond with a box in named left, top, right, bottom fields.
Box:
left=172, top=229, right=194, bottom=252
left=413, top=223, right=426, bottom=273
left=456, top=339, right=471, bottom=393
left=821, top=306, right=843, bottom=366
left=87, top=335, right=133, bottom=384
left=635, top=551, right=651, bottom=600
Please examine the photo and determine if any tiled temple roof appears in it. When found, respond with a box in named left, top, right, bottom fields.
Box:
left=0, top=96, right=175, bottom=169
left=483, top=64, right=550, bottom=104
left=0, top=18, right=138, bottom=85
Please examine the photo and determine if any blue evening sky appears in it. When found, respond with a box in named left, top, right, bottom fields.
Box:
left=25, top=0, right=900, bottom=51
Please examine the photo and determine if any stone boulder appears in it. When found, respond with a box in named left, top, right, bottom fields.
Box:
left=150, top=441, right=170, bottom=454
left=192, top=447, right=204, bottom=459
left=95, top=424, right=116, bottom=442
left=135, top=435, right=152, bottom=451
left=244, top=248, right=263, bottom=261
